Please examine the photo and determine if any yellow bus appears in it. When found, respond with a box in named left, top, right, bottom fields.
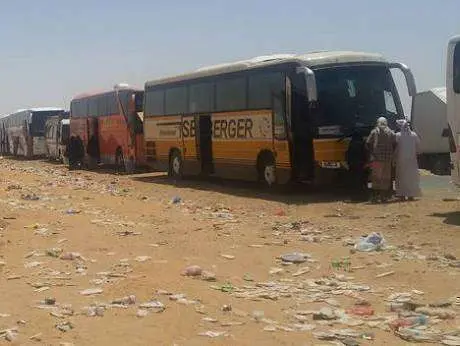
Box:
left=143, top=51, right=416, bottom=185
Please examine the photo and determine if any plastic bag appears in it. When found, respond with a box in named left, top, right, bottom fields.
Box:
left=354, top=232, right=385, bottom=252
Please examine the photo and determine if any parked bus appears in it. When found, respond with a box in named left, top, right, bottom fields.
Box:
left=447, top=36, right=460, bottom=186
left=68, top=84, right=144, bottom=171
left=143, top=51, right=416, bottom=185
left=0, top=108, right=65, bottom=158
left=45, top=112, right=70, bottom=163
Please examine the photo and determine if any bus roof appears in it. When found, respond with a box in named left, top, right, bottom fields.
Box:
left=145, top=51, right=388, bottom=88
left=0, top=107, right=64, bottom=120
left=449, top=36, right=460, bottom=45
left=12, top=107, right=64, bottom=114
left=72, top=87, right=142, bottom=101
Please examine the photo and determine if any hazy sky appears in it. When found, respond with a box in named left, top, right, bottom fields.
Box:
left=0, top=0, right=458, bottom=116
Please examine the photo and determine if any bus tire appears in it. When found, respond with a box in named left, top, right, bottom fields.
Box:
left=258, top=151, right=276, bottom=187
left=169, top=149, right=183, bottom=179
left=432, top=157, right=449, bottom=176
left=115, top=148, right=125, bottom=174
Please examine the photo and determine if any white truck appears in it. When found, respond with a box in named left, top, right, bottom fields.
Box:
left=447, top=36, right=460, bottom=186
left=412, top=87, right=451, bottom=175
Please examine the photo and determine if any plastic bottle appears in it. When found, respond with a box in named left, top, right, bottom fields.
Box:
left=389, top=315, right=428, bottom=330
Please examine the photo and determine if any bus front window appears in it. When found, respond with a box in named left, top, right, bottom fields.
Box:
left=134, top=91, right=144, bottom=113
left=315, top=65, right=402, bottom=132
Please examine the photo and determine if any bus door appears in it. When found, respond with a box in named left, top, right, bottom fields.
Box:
left=196, top=114, right=213, bottom=175
left=290, top=73, right=315, bottom=181
left=86, top=117, right=99, bottom=161
left=273, top=76, right=292, bottom=184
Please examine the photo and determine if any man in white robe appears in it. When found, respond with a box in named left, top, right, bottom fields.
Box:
left=395, top=120, right=421, bottom=200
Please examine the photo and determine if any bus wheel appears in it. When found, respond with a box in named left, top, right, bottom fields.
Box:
left=115, top=149, right=125, bottom=174
left=258, top=153, right=276, bottom=187
left=169, top=150, right=183, bottom=179
left=432, top=158, right=449, bottom=176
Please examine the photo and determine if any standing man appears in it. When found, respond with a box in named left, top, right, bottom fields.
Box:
left=366, top=117, right=396, bottom=203
left=395, top=120, right=421, bottom=201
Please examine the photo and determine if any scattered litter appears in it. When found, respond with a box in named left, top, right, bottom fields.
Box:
left=83, top=306, right=105, bottom=317
left=313, top=307, right=337, bottom=321
left=55, top=321, right=74, bottom=332
left=112, top=295, right=136, bottom=306
left=442, top=336, right=460, bottom=345
left=292, top=267, right=310, bottom=277
left=29, top=333, right=42, bottom=341
left=220, top=254, right=235, bottom=260
left=21, top=193, right=40, bottom=201
left=60, top=252, right=83, bottom=261
left=354, top=233, right=386, bottom=252
left=46, top=248, right=63, bottom=258
left=65, top=209, right=81, bottom=215
left=135, top=256, right=151, bottom=262
left=139, top=300, right=165, bottom=312
left=346, top=305, right=374, bottom=317
left=280, top=252, right=309, bottom=264
left=24, top=261, right=42, bottom=268
left=201, top=271, right=216, bottom=282
left=4, top=330, right=16, bottom=342
left=269, top=267, right=284, bottom=275
left=415, top=307, right=456, bottom=319
left=376, top=271, right=395, bottom=278
left=44, top=297, right=56, bottom=305
left=395, top=328, right=442, bottom=343
left=198, top=331, right=228, bottom=338
left=6, top=275, right=22, bottom=280
left=136, top=309, right=149, bottom=318
left=171, top=196, right=182, bottom=204
left=116, top=230, right=141, bottom=237
left=80, top=288, right=103, bottom=296
left=221, top=305, right=232, bottom=312
left=182, top=265, right=202, bottom=277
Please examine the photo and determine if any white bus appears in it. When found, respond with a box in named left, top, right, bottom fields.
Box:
left=447, top=36, right=460, bottom=185
left=0, top=108, right=65, bottom=158
left=143, top=51, right=416, bottom=185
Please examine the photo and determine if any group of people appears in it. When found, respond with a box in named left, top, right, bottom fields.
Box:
left=347, top=117, right=421, bottom=203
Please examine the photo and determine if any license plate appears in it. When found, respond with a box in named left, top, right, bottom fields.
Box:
left=320, top=161, right=341, bottom=169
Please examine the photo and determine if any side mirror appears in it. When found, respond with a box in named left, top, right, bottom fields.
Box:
left=389, top=62, right=417, bottom=97
left=296, top=66, right=318, bottom=102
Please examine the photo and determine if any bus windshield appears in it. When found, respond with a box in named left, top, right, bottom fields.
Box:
left=134, top=91, right=144, bottom=113
left=30, top=111, right=63, bottom=136
left=315, top=65, right=402, bottom=131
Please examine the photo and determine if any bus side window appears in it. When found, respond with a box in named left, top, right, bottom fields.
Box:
left=454, top=42, right=460, bottom=94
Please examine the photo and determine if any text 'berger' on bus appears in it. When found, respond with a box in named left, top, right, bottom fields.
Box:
left=142, top=51, right=416, bottom=186
left=67, top=84, right=144, bottom=172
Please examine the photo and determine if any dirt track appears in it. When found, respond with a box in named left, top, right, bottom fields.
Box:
left=0, top=158, right=459, bottom=345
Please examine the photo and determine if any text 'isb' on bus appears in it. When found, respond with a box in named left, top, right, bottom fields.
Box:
left=0, top=108, right=66, bottom=158
left=68, top=84, right=144, bottom=172
left=143, top=51, right=416, bottom=186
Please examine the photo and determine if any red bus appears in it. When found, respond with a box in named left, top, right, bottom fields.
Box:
left=68, top=84, right=144, bottom=171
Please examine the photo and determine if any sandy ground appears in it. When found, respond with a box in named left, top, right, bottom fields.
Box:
left=0, top=158, right=459, bottom=346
